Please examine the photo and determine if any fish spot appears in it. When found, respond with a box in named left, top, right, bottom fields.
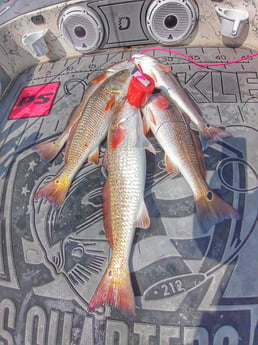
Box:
left=206, top=123, right=211, bottom=128
left=108, top=270, right=113, bottom=277
left=55, top=179, right=60, bottom=185
left=207, top=191, right=213, bottom=201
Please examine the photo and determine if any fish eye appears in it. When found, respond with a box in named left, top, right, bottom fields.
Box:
left=72, top=247, right=84, bottom=258
left=207, top=191, right=213, bottom=201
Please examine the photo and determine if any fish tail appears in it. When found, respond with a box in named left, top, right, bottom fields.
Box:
left=195, top=190, right=240, bottom=232
left=34, top=173, right=71, bottom=208
left=88, top=262, right=135, bottom=315
left=34, top=140, right=63, bottom=161
left=200, top=125, right=232, bottom=148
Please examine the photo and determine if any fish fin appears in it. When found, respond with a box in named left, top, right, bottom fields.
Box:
left=67, top=104, right=81, bottom=126
left=88, top=262, right=135, bottom=315
left=34, top=140, right=63, bottom=161
left=157, top=62, right=171, bottom=73
left=105, top=95, right=116, bottom=111
left=195, top=190, right=241, bottom=233
left=64, top=104, right=85, bottom=134
left=149, top=111, right=157, bottom=126
left=136, top=132, right=155, bottom=154
left=199, top=125, right=233, bottom=148
left=134, top=201, right=150, bottom=229
left=35, top=104, right=83, bottom=161
left=152, top=94, right=170, bottom=110
left=64, top=121, right=78, bottom=164
left=145, top=140, right=156, bottom=154
left=88, top=147, right=99, bottom=165
left=189, top=129, right=206, bottom=180
left=34, top=174, right=71, bottom=208
left=165, top=154, right=179, bottom=174
left=181, top=112, right=191, bottom=125
left=136, top=112, right=156, bottom=154
left=102, top=181, right=113, bottom=247
left=142, top=115, right=150, bottom=135
left=107, top=60, right=134, bottom=73
left=102, top=151, right=108, bottom=169
left=112, top=125, right=127, bottom=149
left=91, top=72, right=108, bottom=84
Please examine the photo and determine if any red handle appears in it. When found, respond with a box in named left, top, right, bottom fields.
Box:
left=127, top=73, right=155, bottom=107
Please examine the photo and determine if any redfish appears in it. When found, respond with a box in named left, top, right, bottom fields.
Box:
left=35, top=61, right=134, bottom=161
left=88, top=100, right=154, bottom=315
left=132, top=54, right=232, bottom=146
left=35, top=64, right=133, bottom=208
left=142, top=94, right=240, bottom=232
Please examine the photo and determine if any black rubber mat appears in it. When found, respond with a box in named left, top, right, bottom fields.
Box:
left=0, top=46, right=257, bottom=345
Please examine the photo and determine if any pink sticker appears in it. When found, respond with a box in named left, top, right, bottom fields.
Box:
left=9, top=82, right=60, bottom=119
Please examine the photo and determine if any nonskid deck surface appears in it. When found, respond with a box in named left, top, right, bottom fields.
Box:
left=0, top=46, right=257, bottom=345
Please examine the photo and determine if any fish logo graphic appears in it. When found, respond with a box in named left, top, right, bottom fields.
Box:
left=0, top=125, right=257, bottom=342
left=18, top=147, right=111, bottom=311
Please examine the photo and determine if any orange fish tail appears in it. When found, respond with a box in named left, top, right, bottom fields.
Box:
left=200, top=124, right=232, bottom=147
left=88, top=263, right=135, bottom=315
left=35, top=140, right=63, bottom=161
left=195, top=190, right=240, bottom=232
left=34, top=174, right=71, bottom=208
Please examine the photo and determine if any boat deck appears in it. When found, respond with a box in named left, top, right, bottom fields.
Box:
left=0, top=46, right=257, bottom=345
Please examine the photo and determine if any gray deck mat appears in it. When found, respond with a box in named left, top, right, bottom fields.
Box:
left=0, top=46, right=257, bottom=345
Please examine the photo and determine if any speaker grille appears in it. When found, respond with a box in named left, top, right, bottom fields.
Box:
left=59, top=6, right=104, bottom=53
left=147, top=0, right=198, bottom=44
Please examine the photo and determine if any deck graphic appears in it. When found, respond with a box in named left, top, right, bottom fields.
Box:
left=0, top=47, right=257, bottom=345
left=9, top=82, right=60, bottom=119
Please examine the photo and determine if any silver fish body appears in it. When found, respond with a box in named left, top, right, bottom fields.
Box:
left=35, top=60, right=135, bottom=161
left=143, top=94, right=206, bottom=195
left=132, top=54, right=232, bottom=145
left=105, top=101, right=149, bottom=246
left=142, top=94, right=240, bottom=232
left=88, top=100, right=151, bottom=314
left=35, top=64, right=134, bottom=207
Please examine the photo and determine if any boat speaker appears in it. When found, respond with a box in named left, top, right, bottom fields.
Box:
left=59, top=5, right=104, bottom=53
left=146, top=0, right=198, bottom=44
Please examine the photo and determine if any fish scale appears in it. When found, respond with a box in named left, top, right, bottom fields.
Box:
left=88, top=100, right=151, bottom=314
left=109, top=170, right=142, bottom=239
left=108, top=149, right=144, bottom=237
left=65, top=87, right=121, bottom=165
left=142, top=94, right=240, bottom=232
left=132, top=54, right=233, bottom=147
left=34, top=66, right=133, bottom=208
left=152, top=102, right=206, bottom=195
